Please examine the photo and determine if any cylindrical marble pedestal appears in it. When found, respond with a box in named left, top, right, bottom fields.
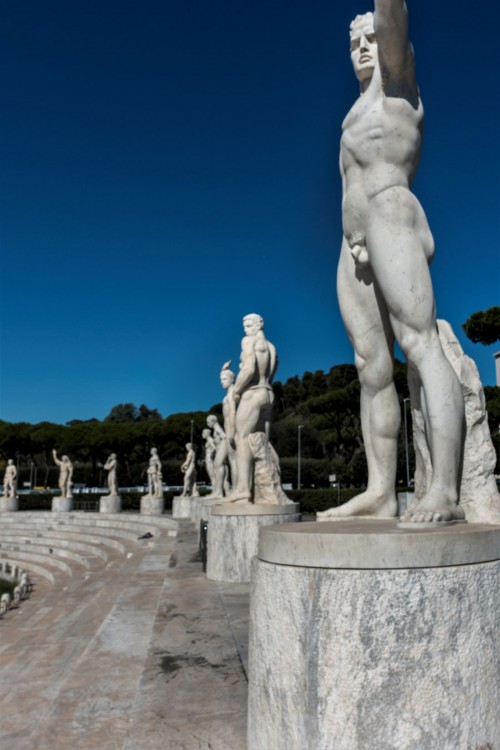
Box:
left=207, top=502, right=301, bottom=583
left=52, top=496, right=73, bottom=512
left=172, top=496, right=195, bottom=518
left=248, top=520, right=500, bottom=750
left=0, top=496, right=19, bottom=512
left=140, top=495, right=164, bottom=515
left=99, top=495, right=122, bottom=513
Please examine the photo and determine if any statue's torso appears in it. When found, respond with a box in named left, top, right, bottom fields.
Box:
left=340, top=79, right=423, bottom=244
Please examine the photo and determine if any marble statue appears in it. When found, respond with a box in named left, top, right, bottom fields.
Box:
left=181, top=443, right=199, bottom=497
left=206, top=414, right=230, bottom=498
left=103, top=453, right=119, bottom=496
left=317, top=1, right=465, bottom=524
left=225, top=314, right=290, bottom=505
left=3, top=460, right=17, bottom=498
left=52, top=450, right=74, bottom=499
left=146, top=448, right=163, bottom=498
left=202, top=429, right=216, bottom=485
left=220, top=361, right=238, bottom=489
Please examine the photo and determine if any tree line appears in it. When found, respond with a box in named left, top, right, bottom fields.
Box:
left=1, top=360, right=498, bottom=491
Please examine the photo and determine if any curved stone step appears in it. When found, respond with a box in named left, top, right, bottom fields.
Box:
left=0, top=531, right=111, bottom=560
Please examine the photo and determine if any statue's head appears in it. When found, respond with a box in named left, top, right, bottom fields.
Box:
left=7, top=459, right=13, bottom=466
left=243, top=313, right=264, bottom=336
left=110, top=453, right=116, bottom=460
left=151, top=447, right=158, bottom=456
left=206, top=415, right=217, bottom=428
left=220, top=360, right=235, bottom=389
left=186, top=442, right=193, bottom=450
left=202, top=428, right=211, bottom=439
left=62, top=455, right=69, bottom=462
left=350, top=12, right=377, bottom=83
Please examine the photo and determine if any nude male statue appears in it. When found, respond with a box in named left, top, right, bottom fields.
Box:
left=52, top=450, right=74, bottom=499
left=228, top=314, right=277, bottom=503
left=146, top=447, right=163, bottom=498
left=181, top=443, right=199, bottom=497
left=220, top=361, right=238, bottom=489
left=3, top=460, right=17, bottom=499
left=206, top=414, right=230, bottom=497
left=103, top=453, right=118, bottom=496
left=201, top=428, right=216, bottom=485
left=318, top=1, right=465, bottom=524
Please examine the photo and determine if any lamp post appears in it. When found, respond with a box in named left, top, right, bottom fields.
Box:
left=190, top=420, right=194, bottom=444
left=297, top=425, right=303, bottom=490
left=403, top=398, right=411, bottom=487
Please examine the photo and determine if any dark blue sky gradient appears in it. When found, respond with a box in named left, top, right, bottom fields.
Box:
left=1, top=0, right=499, bottom=424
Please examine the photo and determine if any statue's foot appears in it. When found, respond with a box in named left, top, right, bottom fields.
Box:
left=316, top=491, right=397, bottom=521
left=225, top=492, right=251, bottom=504
left=399, top=490, right=464, bottom=525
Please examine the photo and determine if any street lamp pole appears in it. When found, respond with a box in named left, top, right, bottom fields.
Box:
left=190, top=420, right=194, bottom=444
left=297, top=425, right=303, bottom=490
left=403, top=398, right=411, bottom=487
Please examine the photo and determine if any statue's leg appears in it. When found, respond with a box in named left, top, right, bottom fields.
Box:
left=366, top=187, right=464, bottom=523
left=318, top=238, right=399, bottom=519
left=230, top=391, right=269, bottom=503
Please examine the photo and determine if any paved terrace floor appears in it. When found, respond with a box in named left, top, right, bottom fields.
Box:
left=0, top=514, right=249, bottom=750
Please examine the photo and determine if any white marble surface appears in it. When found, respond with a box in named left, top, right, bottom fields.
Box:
left=52, top=496, right=73, bottom=512
left=0, top=495, right=19, bottom=512
left=248, top=551, right=500, bottom=750
left=99, top=495, right=122, bottom=514
left=140, top=496, right=165, bottom=516
left=409, top=319, right=500, bottom=524
left=172, top=496, right=194, bottom=519
left=321, top=2, right=465, bottom=524
left=206, top=503, right=300, bottom=583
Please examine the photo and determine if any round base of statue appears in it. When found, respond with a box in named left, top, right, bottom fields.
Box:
left=0, top=496, right=19, bottom=512
left=99, top=494, right=122, bottom=513
left=172, top=495, right=196, bottom=519
left=247, top=519, right=500, bottom=750
left=52, top=496, right=73, bottom=512
left=206, top=502, right=301, bottom=583
left=140, top=495, right=164, bottom=516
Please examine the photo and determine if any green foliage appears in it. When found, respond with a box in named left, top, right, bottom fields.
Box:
left=462, top=307, right=500, bottom=346
left=4, top=360, right=498, bottom=489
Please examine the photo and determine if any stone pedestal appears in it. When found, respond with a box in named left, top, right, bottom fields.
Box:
left=206, top=502, right=301, bottom=583
left=0, top=496, right=19, bottom=512
left=140, top=495, right=164, bottom=516
left=52, top=496, right=73, bottom=512
left=191, top=496, right=208, bottom=532
left=172, top=496, right=195, bottom=518
left=99, top=494, right=122, bottom=513
left=248, top=520, right=500, bottom=750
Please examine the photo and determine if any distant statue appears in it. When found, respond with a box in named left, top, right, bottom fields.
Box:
left=103, top=453, right=119, bottom=496
left=146, top=448, right=163, bottom=498
left=220, top=361, right=238, bottom=490
left=207, top=414, right=230, bottom=498
left=317, top=1, right=465, bottom=524
left=52, top=450, right=74, bottom=499
left=181, top=443, right=199, bottom=497
left=3, top=460, right=17, bottom=498
left=201, top=429, right=216, bottom=485
left=222, top=315, right=291, bottom=505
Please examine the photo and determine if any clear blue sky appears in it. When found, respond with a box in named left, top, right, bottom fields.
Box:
left=1, top=0, right=499, bottom=425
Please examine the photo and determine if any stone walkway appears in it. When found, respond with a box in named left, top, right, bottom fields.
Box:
left=0, top=514, right=249, bottom=750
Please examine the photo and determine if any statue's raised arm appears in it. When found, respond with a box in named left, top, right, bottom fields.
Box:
left=374, top=0, right=418, bottom=105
